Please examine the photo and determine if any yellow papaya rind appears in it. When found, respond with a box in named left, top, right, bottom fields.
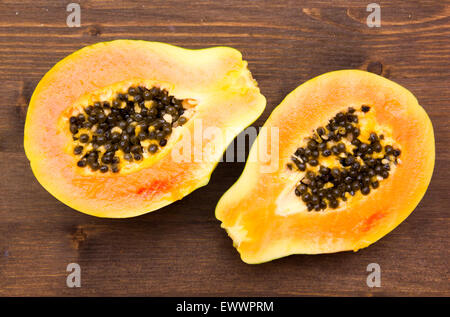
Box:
left=25, top=40, right=266, bottom=218
left=216, top=69, right=435, bottom=264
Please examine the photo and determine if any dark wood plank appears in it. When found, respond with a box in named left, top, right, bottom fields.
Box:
left=0, top=0, right=448, bottom=296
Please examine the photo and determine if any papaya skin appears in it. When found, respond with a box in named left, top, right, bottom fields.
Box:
left=24, top=40, right=266, bottom=218
left=216, top=69, right=435, bottom=264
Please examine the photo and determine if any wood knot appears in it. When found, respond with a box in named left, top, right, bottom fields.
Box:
left=362, top=61, right=391, bottom=78
left=86, top=25, right=102, bottom=37
left=71, top=226, right=87, bottom=249
left=16, top=96, right=28, bottom=123
left=16, top=81, right=34, bottom=123
left=367, top=61, right=383, bottom=75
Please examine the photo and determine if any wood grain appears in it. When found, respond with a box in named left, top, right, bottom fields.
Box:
left=0, top=0, right=448, bottom=296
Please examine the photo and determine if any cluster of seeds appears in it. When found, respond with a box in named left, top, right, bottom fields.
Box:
left=287, top=105, right=401, bottom=211
left=69, top=86, right=187, bottom=173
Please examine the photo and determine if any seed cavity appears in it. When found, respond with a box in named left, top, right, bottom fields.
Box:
left=288, top=105, right=401, bottom=212
left=68, top=85, right=188, bottom=173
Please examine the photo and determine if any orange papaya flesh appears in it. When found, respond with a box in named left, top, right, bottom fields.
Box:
left=216, top=70, right=434, bottom=264
left=24, top=40, right=266, bottom=218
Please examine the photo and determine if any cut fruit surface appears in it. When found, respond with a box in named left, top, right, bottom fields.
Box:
left=216, top=70, right=434, bottom=264
left=24, top=40, right=266, bottom=218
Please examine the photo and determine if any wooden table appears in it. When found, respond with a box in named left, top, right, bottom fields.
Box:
left=0, top=0, right=448, bottom=296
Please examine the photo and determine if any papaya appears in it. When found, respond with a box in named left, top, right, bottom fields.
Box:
left=24, top=40, right=266, bottom=218
left=216, top=70, right=434, bottom=264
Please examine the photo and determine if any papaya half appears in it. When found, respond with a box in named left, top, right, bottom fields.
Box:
left=216, top=70, right=434, bottom=264
left=24, top=40, right=266, bottom=218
